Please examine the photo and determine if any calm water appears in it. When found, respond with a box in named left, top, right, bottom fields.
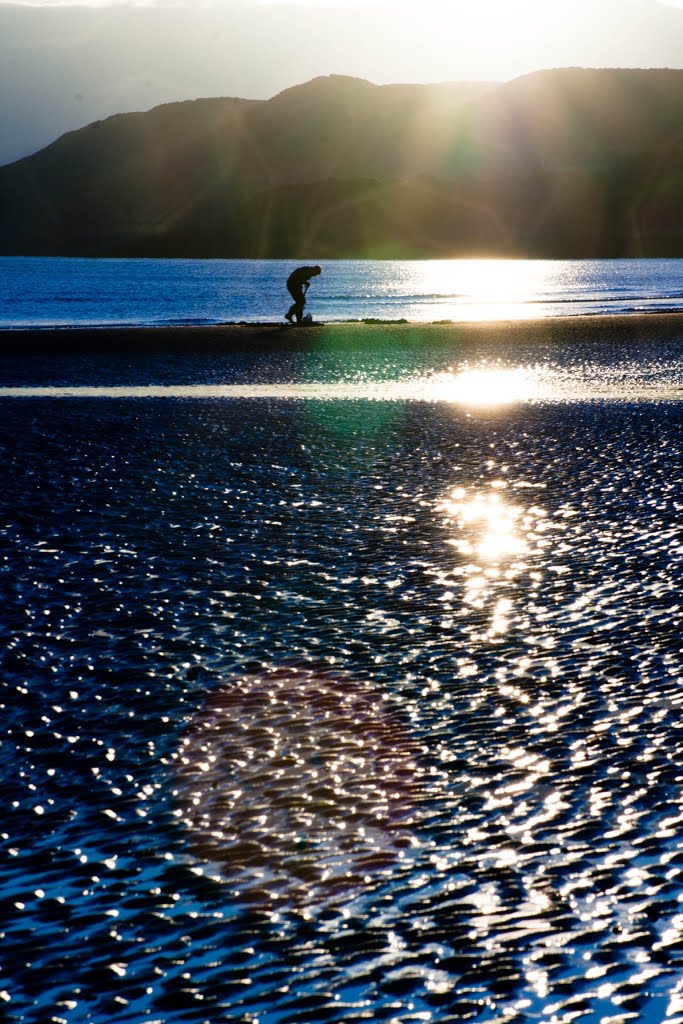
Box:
left=1, top=256, right=683, bottom=328
left=3, top=331, right=683, bottom=1022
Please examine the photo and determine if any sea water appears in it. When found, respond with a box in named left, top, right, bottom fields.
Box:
left=1, top=256, right=683, bottom=328
left=4, top=296, right=683, bottom=1022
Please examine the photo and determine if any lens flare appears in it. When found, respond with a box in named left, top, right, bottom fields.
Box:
left=172, top=666, right=423, bottom=910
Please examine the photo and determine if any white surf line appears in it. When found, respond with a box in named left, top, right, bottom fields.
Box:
left=0, top=383, right=682, bottom=401
left=0, top=383, right=411, bottom=400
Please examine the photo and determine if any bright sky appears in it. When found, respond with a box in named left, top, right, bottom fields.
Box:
left=3, top=0, right=682, bottom=82
left=1, top=0, right=683, bottom=164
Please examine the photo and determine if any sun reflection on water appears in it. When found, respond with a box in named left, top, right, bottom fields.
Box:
left=409, top=257, right=563, bottom=321
left=438, top=484, right=531, bottom=561
left=436, top=481, right=550, bottom=644
left=428, top=366, right=541, bottom=405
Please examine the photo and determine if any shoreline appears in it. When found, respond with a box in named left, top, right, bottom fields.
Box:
left=2, top=312, right=683, bottom=354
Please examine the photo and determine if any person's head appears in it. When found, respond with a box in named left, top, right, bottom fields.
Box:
left=312, top=266, right=322, bottom=276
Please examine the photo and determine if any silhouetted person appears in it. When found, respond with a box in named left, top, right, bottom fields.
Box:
left=285, top=265, right=321, bottom=323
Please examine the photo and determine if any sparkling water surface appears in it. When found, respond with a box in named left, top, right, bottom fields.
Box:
left=3, top=336, right=683, bottom=1023
left=2, top=256, right=683, bottom=328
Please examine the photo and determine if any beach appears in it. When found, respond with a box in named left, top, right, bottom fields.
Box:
left=3, top=311, right=683, bottom=354
left=4, top=312, right=683, bottom=1020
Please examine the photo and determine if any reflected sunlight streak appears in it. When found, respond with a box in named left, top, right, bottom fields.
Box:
left=412, top=258, right=559, bottom=321
left=429, top=367, right=540, bottom=406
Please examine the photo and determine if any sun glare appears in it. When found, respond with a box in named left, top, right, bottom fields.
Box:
left=429, top=367, right=540, bottom=405
left=436, top=482, right=550, bottom=638
left=411, top=259, right=560, bottom=321
left=412, top=0, right=561, bottom=79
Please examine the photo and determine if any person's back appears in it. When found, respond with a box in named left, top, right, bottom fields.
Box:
left=287, top=266, right=317, bottom=290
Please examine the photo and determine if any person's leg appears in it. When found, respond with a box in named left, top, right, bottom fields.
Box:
left=286, top=286, right=305, bottom=323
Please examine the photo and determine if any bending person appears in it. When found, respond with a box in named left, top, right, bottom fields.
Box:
left=285, top=265, right=321, bottom=324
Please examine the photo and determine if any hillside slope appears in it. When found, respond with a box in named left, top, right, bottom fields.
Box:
left=1, top=70, right=681, bottom=257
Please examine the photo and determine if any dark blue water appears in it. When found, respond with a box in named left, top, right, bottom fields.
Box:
left=2, top=256, right=683, bottom=328
left=3, top=340, right=683, bottom=1021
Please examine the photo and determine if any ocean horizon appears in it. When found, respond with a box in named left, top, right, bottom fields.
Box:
left=2, top=256, right=683, bottom=330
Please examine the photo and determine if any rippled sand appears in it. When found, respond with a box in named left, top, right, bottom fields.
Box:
left=3, top=332, right=683, bottom=1022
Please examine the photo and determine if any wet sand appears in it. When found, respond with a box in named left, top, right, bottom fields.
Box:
left=5, top=351, right=683, bottom=1016
left=2, top=312, right=683, bottom=354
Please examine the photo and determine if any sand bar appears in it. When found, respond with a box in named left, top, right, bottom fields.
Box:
left=2, top=313, right=683, bottom=355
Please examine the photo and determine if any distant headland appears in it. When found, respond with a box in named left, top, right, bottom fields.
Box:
left=1, top=69, right=682, bottom=259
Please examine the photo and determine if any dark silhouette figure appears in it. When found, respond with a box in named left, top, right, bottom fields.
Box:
left=285, top=265, right=321, bottom=323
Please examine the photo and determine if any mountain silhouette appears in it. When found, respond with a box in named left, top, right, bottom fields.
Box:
left=1, top=69, right=682, bottom=257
